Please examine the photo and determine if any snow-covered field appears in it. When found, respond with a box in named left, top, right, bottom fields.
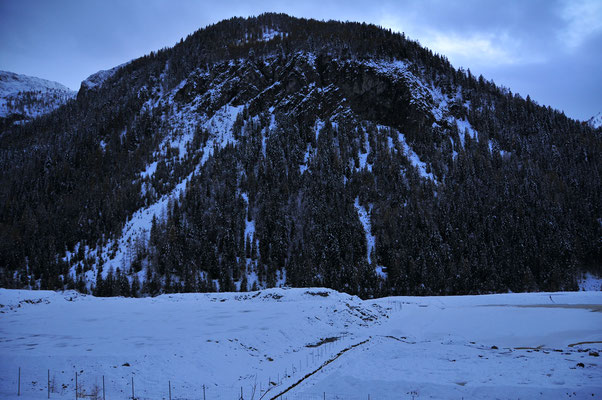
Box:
left=0, top=288, right=600, bottom=400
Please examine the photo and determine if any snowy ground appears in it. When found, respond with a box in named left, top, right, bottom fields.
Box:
left=0, top=289, right=600, bottom=400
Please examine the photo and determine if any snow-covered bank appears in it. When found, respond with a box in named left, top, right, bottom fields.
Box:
left=579, top=272, right=602, bottom=291
left=0, top=288, right=600, bottom=399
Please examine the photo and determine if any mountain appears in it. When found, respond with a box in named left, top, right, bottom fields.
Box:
left=587, top=112, right=602, bottom=130
left=0, top=70, right=76, bottom=126
left=0, top=13, right=600, bottom=297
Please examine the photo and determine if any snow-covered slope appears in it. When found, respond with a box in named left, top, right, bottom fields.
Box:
left=0, top=288, right=600, bottom=399
left=587, top=112, right=602, bottom=129
left=0, top=71, right=75, bottom=120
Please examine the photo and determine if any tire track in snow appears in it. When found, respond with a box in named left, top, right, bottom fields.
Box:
left=269, top=338, right=371, bottom=399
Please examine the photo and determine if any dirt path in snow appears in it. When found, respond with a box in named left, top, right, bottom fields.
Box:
left=268, top=338, right=371, bottom=399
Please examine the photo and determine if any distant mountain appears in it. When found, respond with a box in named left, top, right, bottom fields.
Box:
left=0, top=14, right=600, bottom=297
left=0, top=70, right=75, bottom=125
left=587, top=112, right=602, bottom=129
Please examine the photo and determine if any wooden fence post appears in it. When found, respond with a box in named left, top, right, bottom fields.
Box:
left=18, top=367, right=20, bottom=396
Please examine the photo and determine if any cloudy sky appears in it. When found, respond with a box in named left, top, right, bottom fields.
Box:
left=1, top=0, right=600, bottom=120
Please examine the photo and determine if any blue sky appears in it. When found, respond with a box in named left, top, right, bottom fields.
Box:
left=0, top=0, right=600, bottom=120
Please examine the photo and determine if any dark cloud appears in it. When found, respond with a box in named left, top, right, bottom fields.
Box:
left=0, top=0, right=599, bottom=120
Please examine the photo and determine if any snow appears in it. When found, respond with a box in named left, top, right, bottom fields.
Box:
left=241, top=193, right=255, bottom=241
left=261, top=28, right=285, bottom=42
left=578, top=272, right=602, bottom=291
left=166, top=101, right=244, bottom=164
left=299, top=290, right=602, bottom=399
left=69, top=66, right=250, bottom=285
left=357, top=150, right=370, bottom=171
left=354, top=198, right=374, bottom=265
left=0, top=71, right=72, bottom=95
left=245, top=219, right=256, bottom=241
left=380, top=125, right=435, bottom=182
left=363, top=59, right=409, bottom=80
left=0, top=288, right=382, bottom=399
left=489, top=140, right=511, bottom=158
left=152, top=82, right=244, bottom=163
left=300, top=145, right=311, bottom=174
left=237, top=28, right=286, bottom=45
left=449, top=136, right=459, bottom=159
left=276, top=269, right=287, bottom=288
left=140, top=161, right=158, bottom=179
left=354, top=197, right=387, bottom=280
left=375, top=265, right=388, bottom=279
left=314, top=118, right=325, bottom=140
left=88, top=171, right=193, bottom=281
left=0, top=288, right=600, bottom=400
left=428, top=86, right=450, bottom=122
left=455, top=117, right=479, bottom=147
left=357, top=129, right=372, bottom=172
left=202, top=103, right=244, bottom=146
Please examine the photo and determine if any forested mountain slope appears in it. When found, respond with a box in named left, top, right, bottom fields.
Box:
left=0, top=13, right=599, bottom=297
